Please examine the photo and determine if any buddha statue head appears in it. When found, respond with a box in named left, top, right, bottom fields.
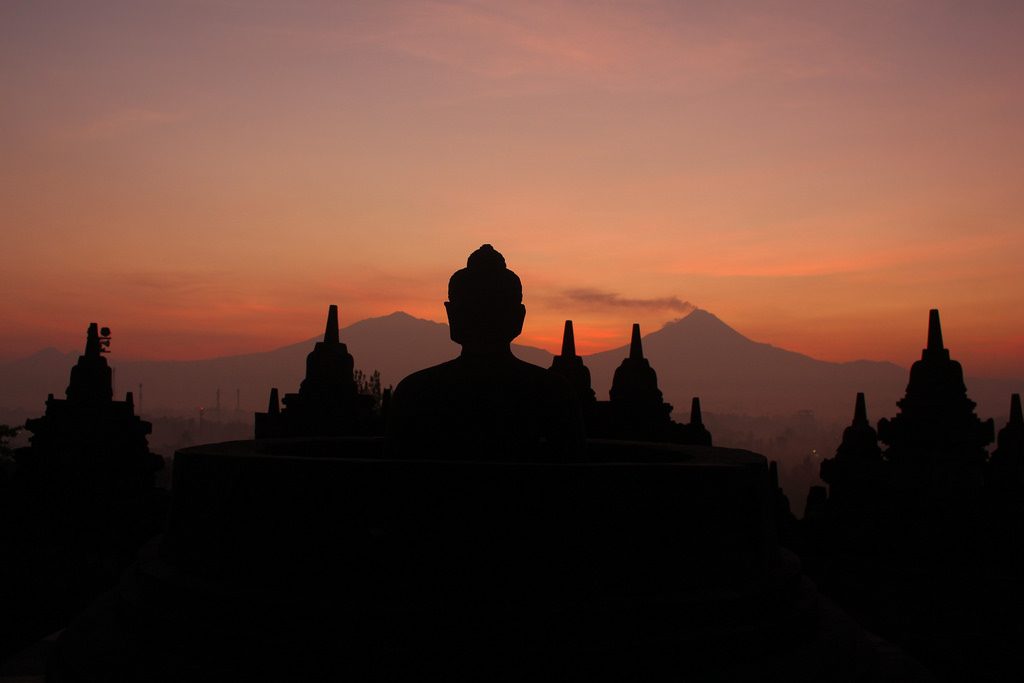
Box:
left=445, top=244, right=525, bottom=352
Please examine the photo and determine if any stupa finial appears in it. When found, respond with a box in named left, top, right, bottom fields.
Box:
left=561, top=320, right=576, bottom=358
left=629, top=323, right=643, bottom=361
left=853, top=392, right=868, bottom=426
left=324, top=305, right=339, bottom=344
left=927, top=309, right=944, bottom=352
left=690, top=396, right=704, bottom=426
left=85, top=323, right=101, bottom=357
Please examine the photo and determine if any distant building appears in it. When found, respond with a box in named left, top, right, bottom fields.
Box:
left=255, top=305, right=378, bottom=438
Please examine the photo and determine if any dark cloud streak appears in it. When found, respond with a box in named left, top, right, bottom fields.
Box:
left=554, top=288, right=695, bottom=314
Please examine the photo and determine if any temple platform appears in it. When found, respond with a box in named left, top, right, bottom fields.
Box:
left=50, top=438, right=930, bottom=681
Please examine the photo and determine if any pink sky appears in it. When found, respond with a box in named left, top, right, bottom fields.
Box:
left=2, top=1, right=1023, bottom=377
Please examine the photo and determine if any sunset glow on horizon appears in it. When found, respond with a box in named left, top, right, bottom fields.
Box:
left=3, top=1, right=1023, bottom=378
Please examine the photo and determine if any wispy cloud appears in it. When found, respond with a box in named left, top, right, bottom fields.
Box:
left=109, top=269, right=242, bottom=310
left=237, top=1, right=876, bottom=95
left=61, top=108, right=184, bottom=141
left=114, top=269, right=218, bottom=292
left=381, top=0, right=609, bottom=79
left=553, top=288, right=695, bottom=314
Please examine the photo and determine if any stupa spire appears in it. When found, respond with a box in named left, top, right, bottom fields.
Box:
left=561, top=320, right=577, bottom=358
left=66, top=322, right=113, bottom=403
left=879, top=307, right=992, bottom=466
left=609, top=321, right=669, bottom=430
left=85, top=323, right=101, bottom=357
left=927, top=309, right=944, bottom=352
left=988, top=393, right=1024, bottom=482
left=22, top=318, right=156, bottom=503
left=629, top=323, right=643, bottom=360
left=255, top=303, right=373, bottom=439
left=324, top=305, right=339, bottom=344
left=853, top=392, right=868, bottom=427
left=691, top=397, right=704, bottom=426
left=548, top=320, right=596, bottom=405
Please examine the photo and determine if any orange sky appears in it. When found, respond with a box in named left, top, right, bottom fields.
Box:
left=2, top=1, right=1023, bottom=377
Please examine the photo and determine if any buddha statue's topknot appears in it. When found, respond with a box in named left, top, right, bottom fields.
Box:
left=448, top=244, right=522, bottom=306
left=466, top=244, right=506, bottom=270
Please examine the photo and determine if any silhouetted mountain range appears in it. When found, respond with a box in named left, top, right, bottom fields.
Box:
left=0, top=313, right=549, bottom=418
left=586, top=310, right=907, bottom=420
left=1, top=310, right=1018, bottom=423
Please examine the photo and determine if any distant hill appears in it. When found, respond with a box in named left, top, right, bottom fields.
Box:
left=1, top=309, right=1019, bottom=424
left=585, top=309, right=909, bottom=420
left=0, top=312, right=550, bottom=417
left=584, top=309, right=1020, bottom=423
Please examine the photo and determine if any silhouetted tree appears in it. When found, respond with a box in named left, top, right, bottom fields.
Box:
left=0, top=423, right=20, bottom=482
left=0, top=423, right=20, bottom=455
left=354, top=369, right=383, bottom=409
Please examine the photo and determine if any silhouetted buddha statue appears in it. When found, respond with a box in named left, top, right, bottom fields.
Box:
left=387, top=245, right=583, bottom=460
